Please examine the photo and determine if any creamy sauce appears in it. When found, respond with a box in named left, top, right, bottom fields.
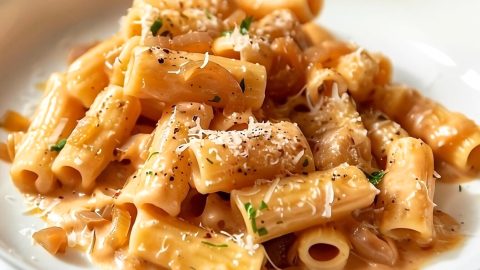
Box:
left=435, top=159, right=478, bottom=184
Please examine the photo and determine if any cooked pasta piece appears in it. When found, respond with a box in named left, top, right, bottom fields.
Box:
left=129, top=206, right=266, bottom=270
left=52, top=86, right=141, bottom=191
left=187, top=120, right=315, bottom=193
left=377, top=137, right=435, bottom=245
left=291, top=93, right=374, bottom=172
left=372, top=84, right=480, bottom=172
left=111, top=36, right=141, bottom=86
left=361, top=109, right=408, bottom=168
left=231, top=165, right=378, bottom=243
left=301, top=22, right=335, bottom=46
left=210, top=109, right=255, bottom=131
left=0, top=110, right=30, bottom=132
left=335, top=49, right=380, bottom=103
left=235, top=0, right=323, bottom=23
left=66, top=35, right=124, bottom=107
left=124, top=47, right=267, bottom=111
left=10, top=73, right=84, bottom=193
left=288, top=225, right=350, bottom=270
left=117, top=103, right=213, bottom=216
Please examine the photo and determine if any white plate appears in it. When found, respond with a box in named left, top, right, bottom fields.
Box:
left=0, top=0, right=479, bottom=269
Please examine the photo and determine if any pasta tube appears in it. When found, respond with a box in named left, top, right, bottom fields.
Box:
left=377, top=137, right=435, bottom=245
left=66, top=35, right=124, bottom=107
left=231, top=165, right=378, bottom=243
left=291, top=93, right=374, bottom=172
left=10, top=73, right=84, bottom=193
left=129, top=206, right=266, bottom=270
left=372, top=84, right=480, bottom=172
left=124, top=47, right=267, bottom=111
left=288, top=226, right=350, bottom=270
left=187, top=120, right=315, bottom=194
left=235, top=0, right=323, bottom=23
left=52, top=86, right=141, bottom=191
left=361, top=110, right=408, bottom=168
left=117, top=103, right=214, bottom=216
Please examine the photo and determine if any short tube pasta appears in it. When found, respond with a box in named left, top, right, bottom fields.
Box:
left=377, top=137, right=435, bottom=245
left=10, top=73, right=84, bottom=194
left=288, top=226, right=350, bottom=270
left=124, top=47, right=267, bottom=111
left=235, top=0, right=323, bottom=23
left=52, top=85, right=141, bottom=191
left=361, top=110, right=408, bottom=168
left=231, top=165, right=378, bottom=243
left=66, top=35, right=124, bottom=107
left=117, top=103, right=214, bottom=216
left=187, top=120, right=315, bottom=194
left=129, top=206, right=266, bottom=270
left=372, top=84, right=480, bottom=172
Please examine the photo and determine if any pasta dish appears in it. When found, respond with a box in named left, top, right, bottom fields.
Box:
left=1, top=0, right=479, bottom=269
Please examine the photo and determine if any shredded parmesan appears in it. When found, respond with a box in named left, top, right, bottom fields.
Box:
left=200, top=52, right=209, bottom=69
left=263, top=178, right=280, bottom=204
left=322, top=181, right=334, bottom=218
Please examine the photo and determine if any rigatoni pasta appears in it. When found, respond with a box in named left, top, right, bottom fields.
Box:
left=0, top=0, right=474, bottom=269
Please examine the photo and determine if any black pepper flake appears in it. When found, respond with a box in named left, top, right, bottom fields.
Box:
left=206, top=158, right=214, bottom=164
left=209, top=95, right=221, bottom=103
left=158, top=58, right=165, bottom=64
left=459, top=185, right=462, bottom=192
left=169, top=176, right=175, bottom=181
left=239, top=78, right=246, bottom=93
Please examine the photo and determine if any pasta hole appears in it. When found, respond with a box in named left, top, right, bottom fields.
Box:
left=308, top=243, right=339, bottom=261
left=467, top=145, right=480, bottom=171
left=17, top=170, right=39, bottom=193
left=293, top=104, right=310, bottom=112
left=56, top=166, right=82, bottom=188
left=190, top=193, right=207, bottom=217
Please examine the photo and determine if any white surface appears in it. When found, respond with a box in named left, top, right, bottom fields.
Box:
left=0, top=0, right=479, bottom=269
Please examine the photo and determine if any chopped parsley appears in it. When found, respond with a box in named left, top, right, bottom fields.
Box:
left=147, top=152, right=159, bottom=161
left=302, top=158, right=309, bottom=167
left=259, top=200, right=268, bottom=211
left=366, top=170, right=386, bottom=186
left=209, top=95, right=221, bottom=103
left=150, top=19, right=163, bottom=36
left=240, top=16, right=253, bottom=35
left=221, top=30, right=233, bottom=37
left=257, top=227, right=268, bottom=236
left=205, top=9, right=212, bottom=19
left=244, top=202, right=269, bottom=236
left=201, top=241, right=228, bottom=248
left=50, top=138, right=67, bottom=152
left=146, top=171, right=154, bottom=176
left=239, top=78, right=246, bottom=93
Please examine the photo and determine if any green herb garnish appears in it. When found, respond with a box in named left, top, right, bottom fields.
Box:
left=205, top=9, right=212, bottom=19
left=239, top=78, right=246, bottom=93
left=221, top=30, right=233, bottom=37
left=201, top=241, right=228, bottom=248
left=50, top=138, right=67, bottom=152
left=240, top=16, right=253, bottom=35
left=209, top=95, right=221, bottom=103
left=302, top=158, right=309, bottom=167
left=259, top=200, right=268, bottom=211
left=146, top=171, right=154, bottom=176
left=150, top=19, right=163, bottom=36
left=257, top=227, right=268, bottom=236
left=366, top=170, right=386, bottom=186
left=244, top=202, right=258, bottom=232
left=147, top=152, right=159, bottom=161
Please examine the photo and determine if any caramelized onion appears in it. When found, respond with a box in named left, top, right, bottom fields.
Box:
left=32, top=227, right=68, bottom=255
